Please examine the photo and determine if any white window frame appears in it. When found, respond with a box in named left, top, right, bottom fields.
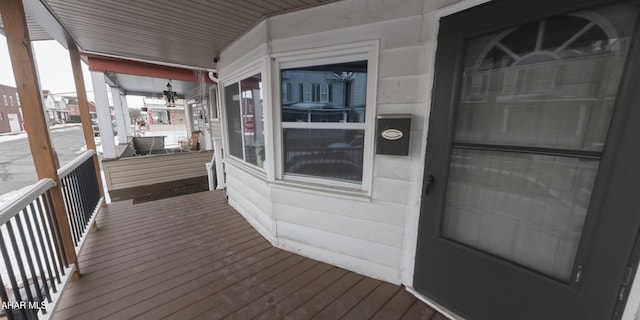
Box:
left=502, top=70, right=519, bottom=94
left=271, top=40, right=379, bottom=193
left=470, top=74, right=483, bottom=96
left=219, top=59, right=269, bottom=177
left=282, top=82, right=291, bottom=102
left=532, top=65, right=557, bottom=92
left=319, top=83, right=329, bottom=103
left=302, top=83, right=313, bottom=102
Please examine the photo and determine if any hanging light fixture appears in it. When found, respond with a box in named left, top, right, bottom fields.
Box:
left=164, top=80, right=176, bottom=107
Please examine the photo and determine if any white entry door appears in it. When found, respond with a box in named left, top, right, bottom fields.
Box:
left=7, top=113, right=20, bottom=132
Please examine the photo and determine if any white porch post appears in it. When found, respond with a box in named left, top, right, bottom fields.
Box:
left=120, top=94, right=133, bottom=137
left=185, top=103, right=193, bottom=133
left=91, top=71, right=117, bottom=159
left=111, top=87, right=128, bottom=144
left=213, top=138, right=225, bottom=189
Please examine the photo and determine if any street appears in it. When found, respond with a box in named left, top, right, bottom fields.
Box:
left=0, top=125, right=89, bottom=196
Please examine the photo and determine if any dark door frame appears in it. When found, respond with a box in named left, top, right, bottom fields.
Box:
left=414, top=0, right=640, bottom=319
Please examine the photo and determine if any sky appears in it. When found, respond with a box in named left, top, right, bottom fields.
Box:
left=0, top=35, right=144, bottom=108
left=0, top=35, right=92, bottom=95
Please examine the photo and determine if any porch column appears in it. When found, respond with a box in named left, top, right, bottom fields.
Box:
left=111, top=87, right=128, bottom=144
left=68, top=47, right=105, bottom=199
left=120, top=94, right=133, bottom=138
left=91, top=71, right=118, bottom=159
left=0, top=0, right=79, bottom=274
left=185, top=103, right=193, bottom=134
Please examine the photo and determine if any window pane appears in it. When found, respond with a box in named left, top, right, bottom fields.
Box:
left=281, top=61, right=367, bottom=123
left=442, top=2, right=638, bottom=280
left=442, top=148, right=598, bottom=280
left=283, top=129, right=364, bottom=182
left=241, top=73, right=265, bottom=168
left=224, top=83, right=243, bottom=159
left=455, top=9, right=634, bottom=151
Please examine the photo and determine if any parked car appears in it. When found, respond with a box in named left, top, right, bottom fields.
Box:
left=92, top=120, right=118, bottom=137
left=285, top=154, right=362, bottom=182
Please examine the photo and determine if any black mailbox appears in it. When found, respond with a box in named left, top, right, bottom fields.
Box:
left=376, top=114, right=411, bottom=156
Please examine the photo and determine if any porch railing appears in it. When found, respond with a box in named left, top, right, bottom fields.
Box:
left=0, top=179, right=72, bottom=320
left=57, top=150, right=102, bottom=250
left=0, top=150, right=103, bottom=319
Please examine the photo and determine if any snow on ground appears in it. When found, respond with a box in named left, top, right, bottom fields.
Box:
left=0, top=132, right=27, bottom=143
left=0, top=123, right=83, bottom=143
left=0, top=183, right=51, bottom=288
left=0, top=184, right=33, bottom=209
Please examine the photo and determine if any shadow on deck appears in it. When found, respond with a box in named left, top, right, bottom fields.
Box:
left=55, top=191, right=444, bottom=319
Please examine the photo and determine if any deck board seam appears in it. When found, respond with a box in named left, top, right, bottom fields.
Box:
left=224, top=262, right=334, bottom=320
left=194, top=258, right=322, bottom=319
left=338, top=281, right=385, bottom=319
left=128, top=249, right=291, bottom=320
left=61, top=229, right=268, bottom=292
left=76, top=222, right=250, bottom=268
left=78, top=215, right=247, bottom=258
left=62, top=247, right=285, bottom=319
left=58, top=238, right=269, bottom=310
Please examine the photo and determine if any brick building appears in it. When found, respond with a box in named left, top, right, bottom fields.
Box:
left=0, top=84, right=23, bottom=133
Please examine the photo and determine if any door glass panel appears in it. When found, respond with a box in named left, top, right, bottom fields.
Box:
left=454, top=5, right=636, bottom=152
left=443, top=149, right=598, bottom=279
left=442, top=3, right=637, bottom=280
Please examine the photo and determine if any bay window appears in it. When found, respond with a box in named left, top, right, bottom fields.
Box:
left=224, top=73, right=265, bottom=168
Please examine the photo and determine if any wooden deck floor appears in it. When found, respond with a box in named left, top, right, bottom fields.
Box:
left=54, top=191, right=444, bottom=320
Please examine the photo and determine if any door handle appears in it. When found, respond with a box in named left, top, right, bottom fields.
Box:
left=424, top=174, right=435, bottom=196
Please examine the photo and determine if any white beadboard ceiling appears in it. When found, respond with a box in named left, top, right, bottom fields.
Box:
left=1, top=0, right=338, bottom=69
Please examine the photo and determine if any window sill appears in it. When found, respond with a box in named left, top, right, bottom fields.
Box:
left=272, top=178, right=372, bottom=203
left=224, top=158, right=372, bottom=202
left=223, top=156, right=268, bottom=181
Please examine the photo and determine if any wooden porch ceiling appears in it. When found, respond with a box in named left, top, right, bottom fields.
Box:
left=1, top=0, right=340, bottom=69
left=55, top=191, right=444, bottom=319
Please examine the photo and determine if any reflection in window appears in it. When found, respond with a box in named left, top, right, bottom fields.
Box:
left=281, top=60, right=369, bottom=183
left=444, top=3, right=637, bottom=281
left=457, top=11, right=630, bottom=151
left=443, top=148, right=599, bottom=280
left=241, top=74, right=265, bottom=167
left=283, top=129, right=364, bottom=182
left=532, top=66, right=556, bottom=92
left=224, top=84, right=243, bottom=159
left=282, top=82, right=291, bottom=102
left=281, top=61, right=367, bottom=123
left=502, top=71, right=518, bottom=94
left=470, top=75, right=484, bottom=96
left=224, top=73, right=265, bottom=168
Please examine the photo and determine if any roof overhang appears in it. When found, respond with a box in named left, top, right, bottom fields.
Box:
left=83, top=54, right=214, bottom=99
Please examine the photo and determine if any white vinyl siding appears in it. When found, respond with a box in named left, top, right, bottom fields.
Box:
left=218, top=0, right=472, bottom=287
